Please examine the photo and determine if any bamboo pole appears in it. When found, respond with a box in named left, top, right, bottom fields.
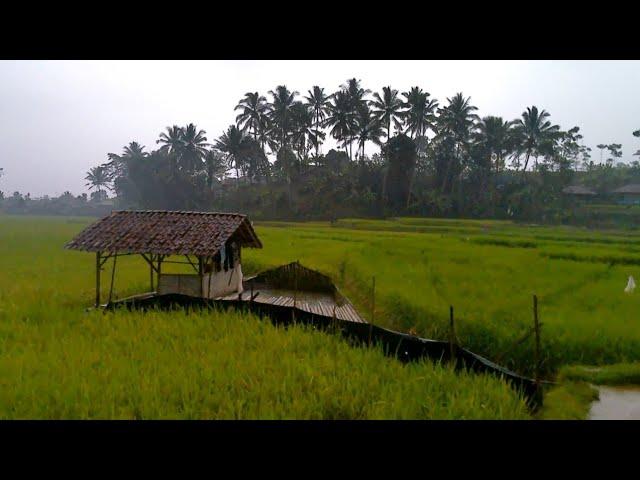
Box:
left=149, top=253, right=154, bottom=292
left=95, top=251, right=101, bottom=307
left=533, top=294, right=541, bottom=384
left=449, top=305, right=456, bottom=362
left=368, top=276, right=375, bottom=346
left=198, top=256, right=204, bottom=298
left=207, top=256, right=214, bottom=299
left=107, top=251, right=117, bottom=305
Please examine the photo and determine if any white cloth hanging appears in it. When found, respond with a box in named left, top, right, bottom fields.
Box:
left=236, top=263, right=244, bottom=294
left=625, top=275, right=636, bottom=293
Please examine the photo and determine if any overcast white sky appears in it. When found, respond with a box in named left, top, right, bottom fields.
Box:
left=1, top=60, right=639, bottom=197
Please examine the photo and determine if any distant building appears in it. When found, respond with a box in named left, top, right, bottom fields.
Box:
left=562, top=185, right=597, bottom=197
left=611, top=184, right=640, bottom=205
left=562, top=185, right=597, bottom=204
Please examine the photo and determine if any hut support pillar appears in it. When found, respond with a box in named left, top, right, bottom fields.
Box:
left=198, top=256, right=204, bottom=297
left=95, top=251, right=101, bottom=307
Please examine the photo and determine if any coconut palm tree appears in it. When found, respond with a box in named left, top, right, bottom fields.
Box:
left=267, top=85, right=299, bottom=151
left=435, top=93, right=479, bottom=192
left=370, top=86, right=405, bottom=141
left=304, top=86, right=331, bottom=157
left=324, top=90, right=355, bottom=158
left=474, top=116, right=514, bottom=173
left=402, top=87, right=438, bottom=139
left=85, top=165, right=110, bottom=194
left=292, top=102, right=325, bottom=165
left=215, top=125, right=249, bottom=180
left=180, top=123, right=209, bottom=173
left=157, top=126, right=184, bottom=154
left=156, top=126, right=185, bottom=174
left=204, top=149, right=228, bottom=190
left=354, top=103, right=384, bottom=160
left=512, top=106, right=560, bottom=171
left=235, top=92, right=268, bottom=140
left=343, top=78, right=371, bottom=158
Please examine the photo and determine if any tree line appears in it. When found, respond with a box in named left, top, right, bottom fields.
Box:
left=7, top=79, right=640, bottom=222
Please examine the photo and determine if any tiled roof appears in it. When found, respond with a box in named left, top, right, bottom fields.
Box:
left=612, top=184, right=640, bottom=194
left=562, top=185, right=597, bottom=195
left=65, top=210, right=262, bottom=256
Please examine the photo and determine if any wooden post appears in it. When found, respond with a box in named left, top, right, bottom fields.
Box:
left=149, top=253, right=154, bottom=292
left=449, top=305, right=456, bottom=362
left=198, top=256, right=204, bottom=298
left=108, top=252, right=117, bottom=305
left=157, top=255, right=163, bottom=293
left=533, top=294, right=541, bottom=385
left=368, top=276, right=375, bottom=346
left=207, top=256, right=214, bottom=299
left=95, top=251, right=101, bottom=307
left=292, top=260, right=298, bottom=323
left=293, top=260, right=298, bottom=309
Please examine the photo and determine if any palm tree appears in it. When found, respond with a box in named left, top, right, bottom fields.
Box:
left=436, top=93, right=479, bottom=192
left=343, top=78, right=371, bottom=159
left=304, top=86, right=331, bottom=157
left=122, top=141, right=147, bottom=160
left=157, top=126, right=184, bottom=154
left=204, top=149, right=228, bottom=190
left=474, top=116, right=514, bottom=173
left=105, top=142, right=147, bottom=180
left=324, top=90, right=355, bottom=158
left=267, top=85, right=299, bottom=151
left=512, top=106, right=560, bottom=172
left=180, top=123, right=209, bottom=173
left=235, top=92, right=268, bottom=140
left=370, top=86, right=404, bottom=141
left=291, top=102, right=324, bottom=164
left=157, top=126, right=184, bottom=173
left=215, top=125, right=249, bottom=180
left=354, top=103, right=384, bottom=160
left=85, top=166, right=110, bottom=194
left=402, top=87, right=438, bottom=139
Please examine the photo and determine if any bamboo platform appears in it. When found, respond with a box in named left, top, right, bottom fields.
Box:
left=216, top=286, right=367, bottom=324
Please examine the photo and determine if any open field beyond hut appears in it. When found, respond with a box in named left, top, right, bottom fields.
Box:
left=2, top=214, right=640, bottom=419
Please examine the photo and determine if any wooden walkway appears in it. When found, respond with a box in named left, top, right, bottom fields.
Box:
left=216, top=285, right=367, bottom=324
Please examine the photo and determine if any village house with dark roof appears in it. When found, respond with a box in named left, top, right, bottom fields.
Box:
left=611, top=184, right=640, bottom=205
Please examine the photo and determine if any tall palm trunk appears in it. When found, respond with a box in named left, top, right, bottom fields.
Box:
left=522, top=151, right=531, bottom=172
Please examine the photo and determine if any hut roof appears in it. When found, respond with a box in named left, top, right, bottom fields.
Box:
left=562, top=185, right=597, bottom=196
left=612, top=184, right=640, bottom=194
left=65, top=210, right=262, bottom=256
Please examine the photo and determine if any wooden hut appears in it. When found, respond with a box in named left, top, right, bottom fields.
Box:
left=65, top=210, right=262, bottom=306
left=611, top=184, right=640, bottom=205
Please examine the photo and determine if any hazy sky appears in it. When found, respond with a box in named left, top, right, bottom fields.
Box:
left=1, top=60, right=639, bottom=197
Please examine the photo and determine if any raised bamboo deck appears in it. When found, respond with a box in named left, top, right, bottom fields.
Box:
left=216, top=285, right=366, bottom=324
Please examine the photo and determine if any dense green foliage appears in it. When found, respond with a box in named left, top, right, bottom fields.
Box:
left=0, top=215, right=530, bottom=419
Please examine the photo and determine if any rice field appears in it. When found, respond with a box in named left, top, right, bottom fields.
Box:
left=0, top=215, right=530, bottom=419
left=246, top=217, right=640, bottom=377
left=3, top=213, right=639, bottom=418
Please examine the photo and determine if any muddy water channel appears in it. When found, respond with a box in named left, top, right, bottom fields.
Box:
left=589, top=386, right=640, bottom=420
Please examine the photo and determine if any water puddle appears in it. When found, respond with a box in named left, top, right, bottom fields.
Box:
left=589, top=385, right=640, bottom=420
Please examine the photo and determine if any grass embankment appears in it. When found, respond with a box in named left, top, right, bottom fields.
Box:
left=0, top=215, right=529, bottom=419
left=537, top=363, right=640, bottom=419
